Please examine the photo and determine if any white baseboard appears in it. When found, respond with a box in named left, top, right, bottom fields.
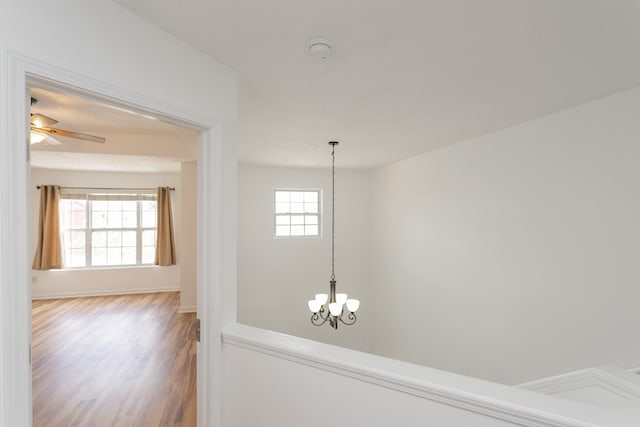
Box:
left=32, top=287, right=180, bottom=300
left=178, top=305, right=197, bottom=313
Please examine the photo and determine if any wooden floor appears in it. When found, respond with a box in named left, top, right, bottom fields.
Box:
left=32, top=292, right=196, bottom=427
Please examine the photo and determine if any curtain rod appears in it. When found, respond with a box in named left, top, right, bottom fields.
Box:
left=36, top=185, right=175, bottom=191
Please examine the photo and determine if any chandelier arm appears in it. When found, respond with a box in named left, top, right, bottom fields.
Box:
left=311, top=310, right=330, bottom=326
left=338, top=312, right=357, bottom=326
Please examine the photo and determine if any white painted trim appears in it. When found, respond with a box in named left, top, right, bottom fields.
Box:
left=1, top=51, right=224, bottom=427
left=31, top=287, right=180, bottom=300
left=0, top=47, right=6, bottom=427
left=518, top=365, right=640, bottom=401
left=1, top=48, right=33, bottom=427
left=223, top=324, right=625, bottom=427
left=179, top=305, right=197, bottom=313
left=197, top=118, right=225, bottom=427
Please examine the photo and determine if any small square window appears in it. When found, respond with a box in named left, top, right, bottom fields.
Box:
left=274, top=189, right=321, bottom=238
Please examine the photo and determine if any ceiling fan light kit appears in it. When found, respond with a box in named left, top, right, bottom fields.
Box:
left=29, top=97, right=106, bottom=145
left=30, top=132, right=47, bottom=144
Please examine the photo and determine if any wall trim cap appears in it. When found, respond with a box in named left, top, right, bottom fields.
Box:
left=519, top=365, right=640, bottom=403
left=222, top=324, right=639, bottom=427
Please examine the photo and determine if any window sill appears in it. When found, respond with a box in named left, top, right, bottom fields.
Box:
left=48, top=264, right=162, bottom=272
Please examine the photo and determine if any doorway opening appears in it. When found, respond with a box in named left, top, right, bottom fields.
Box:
left=26, top=79, right=205, bottom=426
left=2, top=53, right=226, bottom=427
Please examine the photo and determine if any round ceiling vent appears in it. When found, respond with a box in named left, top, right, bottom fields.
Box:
left=308, top=38, right=333, bottom=59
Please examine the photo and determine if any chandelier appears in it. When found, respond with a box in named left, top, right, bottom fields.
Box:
left=307, top=141, right=360, bottom=329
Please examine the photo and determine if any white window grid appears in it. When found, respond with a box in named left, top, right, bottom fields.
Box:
left=59, top=194, right=157, bottom=269
left=274, top=189, right=321, bottom=238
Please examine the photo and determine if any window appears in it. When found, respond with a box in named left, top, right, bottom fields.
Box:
left=274, top=189, right=320, bottom=237
left=59, top=193, right=157, bottom=268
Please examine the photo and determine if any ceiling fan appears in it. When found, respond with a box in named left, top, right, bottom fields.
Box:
left=30, top=97, right=106, bottom=145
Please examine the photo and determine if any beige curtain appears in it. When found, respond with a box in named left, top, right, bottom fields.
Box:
left=155, top=186, right=176, bottom=266
left=32, top=185, right=63, bottom=270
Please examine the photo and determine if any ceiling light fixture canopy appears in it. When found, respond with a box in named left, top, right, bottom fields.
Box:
left=308, top=38, right=333, bottom=59
left=307, top=141, right=360, bottom=329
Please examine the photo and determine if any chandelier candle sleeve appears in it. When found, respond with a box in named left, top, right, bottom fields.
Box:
left=307, top=141, right=360, bottom=330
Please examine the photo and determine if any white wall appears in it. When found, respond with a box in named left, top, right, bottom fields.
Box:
left=0, top=1, right=237, bottom=425
left=223, top=345, right=516, bottom=427
left=30, top=167, right=183, bottom=298
left=31, top=132, right=198, bottom=162
left=370, top=86, right=640, bottom=385
left=238, top=165, right=373, bottom=352
left=0, top=1, right=237, bottom=122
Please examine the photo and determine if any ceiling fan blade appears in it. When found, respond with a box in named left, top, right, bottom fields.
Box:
left=35, top=127, right=106, bottom=144
left=43, top=136, right=63, bottom=146
left=30, top=113, right=58, bottom=128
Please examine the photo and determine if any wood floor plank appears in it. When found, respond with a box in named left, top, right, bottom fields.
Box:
left=32, top=292, right=196, bottom=427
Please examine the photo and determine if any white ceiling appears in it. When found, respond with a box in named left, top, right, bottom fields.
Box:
left=113, top=0, right=640, bottom=168
left=30, top=151, right=182, bottom=173
left=30, top=87, right=198, bottom=172
left=30, top=87, right=177, bottom=135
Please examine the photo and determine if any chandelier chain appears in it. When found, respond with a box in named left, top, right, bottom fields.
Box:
left=331, top=143, right=336, bottom=281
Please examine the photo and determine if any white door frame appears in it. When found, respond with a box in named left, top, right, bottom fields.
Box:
left=0, top=51, right=225, bottom=427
